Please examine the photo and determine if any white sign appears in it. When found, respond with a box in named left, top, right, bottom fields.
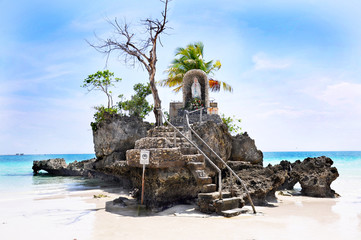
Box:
left=140, top=150, right=150, bottom=165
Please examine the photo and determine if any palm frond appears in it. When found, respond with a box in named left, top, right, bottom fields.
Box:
left=222, top=81, right=233, bottom=92
left=162, top=41, right=232, bottom=94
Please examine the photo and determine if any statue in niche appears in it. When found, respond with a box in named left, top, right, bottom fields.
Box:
left=191, top=77, right=201, bottom=99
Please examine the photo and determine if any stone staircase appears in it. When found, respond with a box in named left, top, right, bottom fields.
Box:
left=147, top=126, right=218, bottom=192
left=197, top=191, right=245, bottom=217
left=127, top=126, right=246, bottom=217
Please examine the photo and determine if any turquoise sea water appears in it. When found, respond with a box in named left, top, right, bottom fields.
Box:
left=0, top=152, right=360, bottom=197
left=0, top=154, right=96, bottom=194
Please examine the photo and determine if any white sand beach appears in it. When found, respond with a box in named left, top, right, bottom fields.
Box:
left=2, top=184, right=359, bottom=240
left=89, top=188, right=361, bottom=240
left=0, top=164, right=360, bottom=240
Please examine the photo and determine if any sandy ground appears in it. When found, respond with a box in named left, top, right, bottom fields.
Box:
left=1, top=186, right=360, bottom=240
left=88, top=188, right=361, bottom=240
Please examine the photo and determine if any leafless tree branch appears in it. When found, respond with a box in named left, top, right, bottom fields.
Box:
left=87, top=0, right=171, bottom=126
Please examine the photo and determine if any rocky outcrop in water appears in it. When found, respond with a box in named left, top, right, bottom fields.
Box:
left=32, top=158, right=68, bottom=175
left=230, top=132, right=263, bottom=165
left=32, top=158, right=131, bottom=186
left=223, top=156, right=339, bottom=205
left=280, top=156, right=339, bottom=197
left=92, top=113, right=152, bottom=169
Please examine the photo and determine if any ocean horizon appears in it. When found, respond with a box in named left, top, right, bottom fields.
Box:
left=1, top=150, right=360, bottom=198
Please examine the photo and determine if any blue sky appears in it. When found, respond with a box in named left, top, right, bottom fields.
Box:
left=1, top=0, right=361, bottom=154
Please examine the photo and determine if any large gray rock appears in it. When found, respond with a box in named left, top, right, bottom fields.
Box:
left=128, top=167, right=200, bottom=209
left=32, top=158, right=130, bottom=186
left=32, top=158, right=68, bottom=175
left=223, top=156, right=339, bottom=205
left=230, top=132, right=263, bottom=165
left=92, top=113, right=152, bottom=169
left=32, top=158, right=96, bottom=176
left=224, top=161, right=288, bottom=205
left=192, top=121, right=233, bottom=168
left=280, top=156, right=339, bottom=197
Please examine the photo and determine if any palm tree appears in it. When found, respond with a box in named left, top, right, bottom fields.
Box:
left=160, top=42, right=233, bottom=92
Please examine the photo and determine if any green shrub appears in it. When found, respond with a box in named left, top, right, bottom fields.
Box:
left=91, top=106, right=118, bottom=131
left=118, top=83, right=153, bottom=119
left=221, top=114, right=242, bottom=135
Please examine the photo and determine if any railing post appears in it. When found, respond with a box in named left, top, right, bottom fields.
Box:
left=200, top=109, right=202, bottom=123
left=218, top=171, right=222, bottom=199
left=230, top=172, right=234, bottom=196
left=173, top=129, right=176, bottom=146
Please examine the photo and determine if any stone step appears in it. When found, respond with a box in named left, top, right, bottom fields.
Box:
left=221, top=208, right=244, bottom=218
left=126, top=148, right=184, bottom=168
left=214, top=197, right=244, bottom=214
left=197, top=176, right=212, bottom=185
left=182, top=154, right=204, bottom=163
left=179, top=146, right=198, bottom=155
left=174, top=141, right=193, bottom=147
left=197, top=191, right=232, bottom=201
left=186, top=161, right=205, bottom=170
left=201, top=184, right=217, bottom=193
left=173, top=137, right=190, bottom=143
left=149, top=126, right=183, bottom=133
left=197, top=192, right=240, bottom=214
left=134, top=137, right=172, bottom=149
left=148, top=131, right=184, bottom=138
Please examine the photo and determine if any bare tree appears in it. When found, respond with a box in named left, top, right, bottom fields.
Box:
left=88, top=0, right=171, bottom=126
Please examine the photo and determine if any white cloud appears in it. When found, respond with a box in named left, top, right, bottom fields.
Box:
left=318, top=82, right=361, bottom=112
left=252, top=52, right=292, bottom=70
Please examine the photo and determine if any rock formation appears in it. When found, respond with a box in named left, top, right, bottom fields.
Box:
left=224, top=162, right=288, bottom=205
left=92, top=113, right=152, bottom=169
left=126, top=126, right=209, bottom=208
left=32, top=158, right=68, bottom=175
left=230, top=132, right=263, bottom=165
left=222, top=156, right=339, bottom=205
left=279, top=156, right=339, bottom=197
left=192, top=121, right=232, bottom=167
left=31, top=112, right=339, bottom=215
left=32, top=158, right=131, bottom=186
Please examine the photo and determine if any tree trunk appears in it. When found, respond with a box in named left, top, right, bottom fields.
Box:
left=107, top=94, right=111, bottom=109
left=149, top=71, right=163, bottom=126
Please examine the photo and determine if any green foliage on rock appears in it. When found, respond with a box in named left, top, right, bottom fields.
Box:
left=91, top=106, right=118, bottom=131
left=221, top=114, right=242, bottom=135
left=118, top=83, right=153, bottom=119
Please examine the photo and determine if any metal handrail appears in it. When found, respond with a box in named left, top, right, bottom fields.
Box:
left=186, top=107, right=204, bottom=123
left=187, top=107, right=204, bottom=114
left=157, top=109, right=223, bottom=198
left=184, top=110, right=257, bottom=214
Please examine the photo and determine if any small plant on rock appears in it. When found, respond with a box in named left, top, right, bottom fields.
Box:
left=221, top=114, right=242, bottom=135
left=91, top=106, right=118, bottom=131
